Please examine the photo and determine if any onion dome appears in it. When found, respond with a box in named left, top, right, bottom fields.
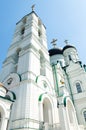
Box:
left=49, top=48, right=63, bottom=56
left=63, top=45, right=76, bottom=52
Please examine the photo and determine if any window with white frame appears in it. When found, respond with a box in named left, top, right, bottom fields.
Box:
left=76, top=82, right=82, bottom=93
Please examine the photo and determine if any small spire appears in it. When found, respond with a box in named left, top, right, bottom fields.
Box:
left=31, top=4, right=35, bottom=11
left=51, top=39, right=57, bottom=48
left=64, top=40, right=68, bottom=45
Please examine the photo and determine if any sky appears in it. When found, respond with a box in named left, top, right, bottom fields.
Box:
left=0, top=0, right=86, bottom=70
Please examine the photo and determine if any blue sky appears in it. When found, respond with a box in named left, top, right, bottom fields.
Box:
left=0, top=0, right=86, bottom=69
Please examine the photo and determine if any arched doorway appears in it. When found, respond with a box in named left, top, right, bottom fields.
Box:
left=43, top=98, right=53, bottom=124
left=38, top=94, right=53, bottom=130
left=66, top=99, right=78, bottom=130
left=67, top=101, right=74, bottom=124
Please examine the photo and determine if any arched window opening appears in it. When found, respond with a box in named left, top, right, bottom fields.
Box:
left=76, top=82, right=82, bottom=93
left=14, top=48, right=21, bottom=72
left=83, top=111, right=86, bottom=122
left=14, top=48, right=21, bottom=63
left=68, top=55, right=72, bottom=61
left=43, top=98, right=53, bottom=124
left=16, top=48, right=21, bottom=56
left=39, top=51, right=46, bottom=76
left=38, top=30, right=42, bottom=37
left=7, top=78, right=13, bottom=85
left=21, top=27, right=25, bottom=35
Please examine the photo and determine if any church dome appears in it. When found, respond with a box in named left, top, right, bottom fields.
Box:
left=49, top=48, right=63, bottom=56
left=63, top=45, right=76, bottom=52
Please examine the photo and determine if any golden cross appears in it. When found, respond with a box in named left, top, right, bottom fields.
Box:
left=51, top=39, right=57, bottom=48
left=31, top=4, right=35, bottom=11
left=64, top=40, right=68, bottom=45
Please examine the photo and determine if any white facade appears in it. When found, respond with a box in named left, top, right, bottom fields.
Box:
left=0, top=10, right=86, bottom=130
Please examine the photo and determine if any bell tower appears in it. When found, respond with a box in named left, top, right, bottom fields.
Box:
left=0, top=9, right=55, bottom=130
left=0, top=9, right=50, bottom=82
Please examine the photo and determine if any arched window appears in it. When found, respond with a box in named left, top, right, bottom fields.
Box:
left=16, top=48, right=21, bottom=58
left=83, top=111, right=86, bottom=122
left=39, top=51, right=46, bottom=76
left=14, top=48, right=21, bottom=72
left=76, top=82, right=82, bottom=93
left=68, top=55, right=72, bottom=61
left=38, top=30, right=42, bottom=37
left=21, top=27, right=25, bottom=35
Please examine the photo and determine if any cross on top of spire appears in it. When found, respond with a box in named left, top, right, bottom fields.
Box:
left=31, top=4, right=35, bottom=11
left=64, top=40, right=68, bottom=45
left=51, top=39, right=57, bottom=48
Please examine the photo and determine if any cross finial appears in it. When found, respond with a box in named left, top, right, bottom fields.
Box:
left=64, top=40, right=68, bottom=45
left=31, top=4, right=35, bottom=11
left=51, top=39, right=57, bottom=48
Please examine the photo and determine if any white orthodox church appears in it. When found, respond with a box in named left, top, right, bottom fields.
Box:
left=0, top=9, right=86, bottom=130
